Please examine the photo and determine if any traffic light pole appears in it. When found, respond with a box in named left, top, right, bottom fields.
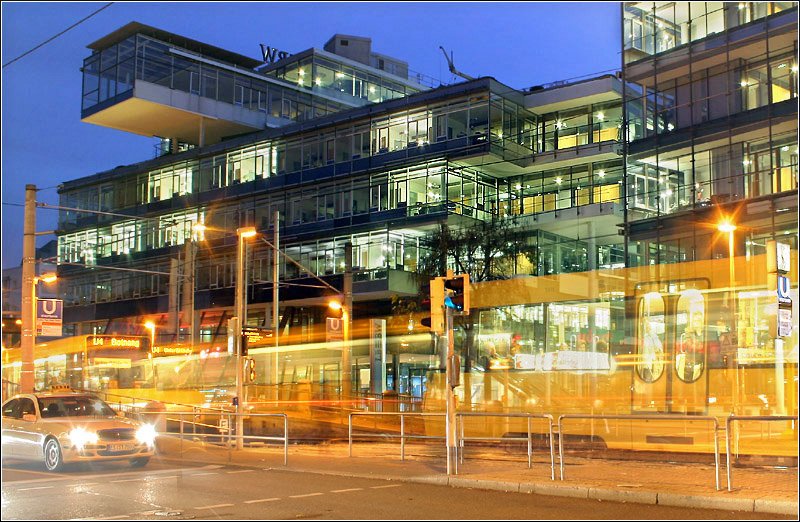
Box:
left=445, top=301, right=457, bottom=475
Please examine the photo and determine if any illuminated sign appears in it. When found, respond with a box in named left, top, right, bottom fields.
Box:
left=242, top=326, right=272, bottom=345
left=86, top=335, right=146, bottom=350
left=260, top=44, right=291, bottom=64
left=151, top=345, right=194, bottom=356
left=93, top=357, right=132, bottom=369
left=777, top=275, right=792, bottom=304
left=36, top=299, right=63, bottom=337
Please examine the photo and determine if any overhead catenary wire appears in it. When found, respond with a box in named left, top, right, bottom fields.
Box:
left=3, top=3, right=114, bottom=69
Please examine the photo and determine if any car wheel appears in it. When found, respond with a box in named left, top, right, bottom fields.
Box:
left=130, top=457, right=150, bottom=468
left=43, top=438, right=64, bottom=472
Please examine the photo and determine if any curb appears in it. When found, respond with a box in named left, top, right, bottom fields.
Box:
left=158, top=453, right=799, bottom=516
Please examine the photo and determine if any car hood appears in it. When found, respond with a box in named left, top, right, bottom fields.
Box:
left=42, top=416, right=142, bottom=431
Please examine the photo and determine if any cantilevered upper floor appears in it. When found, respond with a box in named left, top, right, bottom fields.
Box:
left=80, top=22, right=430, bottom=149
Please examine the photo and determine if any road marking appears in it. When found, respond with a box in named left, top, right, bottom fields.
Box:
left=189, top=472, right=218, bottom=476
left=226, top=469, right=254, bottom=474
left=195, top=503, right=234, bottom=510
left=150, top=475, right=178, bottom=480
left=4, top=465, right=215, bottom=486
left=84, top=516, right=130, bottom=520
left=370, top=484, right=401, bottom=489
left=109, top=478, right=142, bottom=484
left=18, top=486, right=54, bottom=491
left=289, top=492, right=324, bottom=499
left=331, top=488, right=363, bottom=493
left=244, top=497, right=281, bottom=504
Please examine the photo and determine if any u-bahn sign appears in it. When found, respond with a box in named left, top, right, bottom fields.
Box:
left=36, top=298, right=62, bottom=337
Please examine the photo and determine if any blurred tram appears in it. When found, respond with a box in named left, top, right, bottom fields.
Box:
left=2, top=253, right=797, bottom=457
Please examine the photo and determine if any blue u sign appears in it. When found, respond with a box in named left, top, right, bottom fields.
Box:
left=36, top=298, right=63, bottom=320
left=777, top=275, right=791, bottom=302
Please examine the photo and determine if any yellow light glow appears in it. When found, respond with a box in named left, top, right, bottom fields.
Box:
left=328, top=300, right=342, bottom=311
left=38, top=273, right=58, bottom=284
left=237, top=227, right=257, bottom=239
left=144, top=321, right=156, bottom=331
left=717, top=221, right=737, bottom=233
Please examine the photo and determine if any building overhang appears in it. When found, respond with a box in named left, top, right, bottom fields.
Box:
left=81, top=80, right=265, bottom=144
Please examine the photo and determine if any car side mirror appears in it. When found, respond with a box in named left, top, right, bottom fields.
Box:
left=22, top=414, right=37, bottom=422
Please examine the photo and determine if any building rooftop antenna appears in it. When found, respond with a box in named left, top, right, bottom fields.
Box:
left=439, top=46, right=475, bottom=82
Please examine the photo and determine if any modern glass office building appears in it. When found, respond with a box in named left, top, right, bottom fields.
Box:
left=41, top=5, right=796, bottom=411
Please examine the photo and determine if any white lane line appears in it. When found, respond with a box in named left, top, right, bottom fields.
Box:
left=5, top=465, right=215, bottom=485
left=289, top=492, right=324, bottom=499
left=330, top=488, right=363, bottom=493
left=370, top=484, right=402, bottom=489
left=195, top=503, right=234, bottom=510
left=188, top=472, right=218, bottom=476
left=18, top=486, right=54, bottom=491
left=109, top=478, right=142, bottom=484
left=150, top=475, right=178, bottom=480
left=243, top=497, right=281, bottom=504
left=226, top=469, right=254, bottom=474
left=84, top=516, right=130, bottom=521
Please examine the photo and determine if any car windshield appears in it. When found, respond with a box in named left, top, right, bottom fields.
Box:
left=38, top=396, right=116, bottom=418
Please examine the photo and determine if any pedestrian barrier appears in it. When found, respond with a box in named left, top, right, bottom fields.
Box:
left=456, top=412, right=556, bottom=480
left=557, top=413, right=722, bottom=490
left=139, top=410, right=289, bottom=465
left=348, top=412, right=446, bottom=459
left=725, top=414, right=798, bottom=491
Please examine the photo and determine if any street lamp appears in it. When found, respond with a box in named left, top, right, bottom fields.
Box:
left=144, top=321, right=156, bottom=350
left=717, top=218, right=740, bottom=424
left=235, top=226, right=256, bottom=450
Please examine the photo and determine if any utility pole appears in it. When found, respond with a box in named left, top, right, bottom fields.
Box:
left=20, top=185, right=37, bottom=393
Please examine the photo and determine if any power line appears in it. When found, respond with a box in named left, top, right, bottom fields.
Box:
left=2, top=3, right=114, bottom=69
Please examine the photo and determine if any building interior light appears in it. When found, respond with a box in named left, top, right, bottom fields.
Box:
left=738, top=3, right=746, bottom=9
left=740, top=80, right=749, bottom=87
left=554, top=177, right=563, bottom=185
left=597, top=170, right=606, bottom=178
left=596, top=112, right=605, bottom=121
left=315, top=77, right=321, bottom=86
left=515, top=183, right=522, bottom=190
left=298, top=69, right=305, bottom=76
left=792, top=65, right=798, bottom=73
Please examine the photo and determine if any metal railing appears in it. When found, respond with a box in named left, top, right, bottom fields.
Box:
left=456, top=412, right=556, bottom=479
left=348, top=412, right=446, bottom=459
left=725, top=414, right=798, bottom=491
left=558, top=414, right=722, bottom=490
left=137, top=410, right=289, bottom=465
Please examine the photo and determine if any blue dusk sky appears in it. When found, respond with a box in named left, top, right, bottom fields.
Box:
left=1, top=1, right=622, bottom=270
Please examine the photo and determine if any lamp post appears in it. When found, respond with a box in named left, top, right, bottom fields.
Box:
left=235, top=226, right=256, bottom=450
left=718, top=219, right=740, bottom=427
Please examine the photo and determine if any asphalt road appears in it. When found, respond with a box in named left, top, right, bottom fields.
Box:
left=1, top=456, right=792, bottom=520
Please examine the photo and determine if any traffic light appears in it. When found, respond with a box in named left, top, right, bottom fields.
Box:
left=420, top=277, right=445, bottom=334
left=443, top=274, right=470, bottom=314
left=240, top=334, right=249, bottom=356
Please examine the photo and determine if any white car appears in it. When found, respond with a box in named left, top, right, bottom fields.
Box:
left=1, top=392, right=156, bottom=471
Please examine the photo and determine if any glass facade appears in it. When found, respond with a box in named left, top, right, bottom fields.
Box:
left=623, top=1, right=798, bottom=266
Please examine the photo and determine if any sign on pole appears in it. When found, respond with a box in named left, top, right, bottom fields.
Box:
left=326, top=317, right=343, bottom=343
left=36, top=298, right=63, bottom=337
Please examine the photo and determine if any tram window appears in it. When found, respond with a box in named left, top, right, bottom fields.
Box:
left=637, top=292, right=665, bottom=382
left=675, top=289, right=705, bottom=383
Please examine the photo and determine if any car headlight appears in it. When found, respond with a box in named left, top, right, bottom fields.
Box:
left=69, top=428, right=99, bottom=450
left=135, top=423, right=158, bottom=447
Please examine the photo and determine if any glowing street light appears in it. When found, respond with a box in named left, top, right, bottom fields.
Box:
left=144, top=321, right=156, bottom=350
left=234, top=226, right=257, bottom=449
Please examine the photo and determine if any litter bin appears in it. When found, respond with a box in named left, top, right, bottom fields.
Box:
left=142, top=400, right=167, bottom=433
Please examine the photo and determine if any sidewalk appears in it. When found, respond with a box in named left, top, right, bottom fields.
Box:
left=156, top=437, right=798, bottom=517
